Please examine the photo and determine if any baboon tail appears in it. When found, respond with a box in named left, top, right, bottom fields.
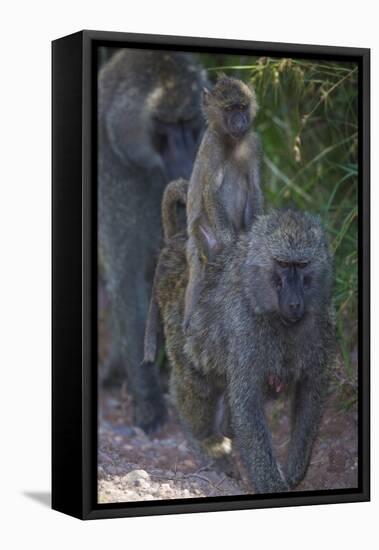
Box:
left=143, top=293, right=160, bottom=364
left=162, top=178, right=188, bottom=240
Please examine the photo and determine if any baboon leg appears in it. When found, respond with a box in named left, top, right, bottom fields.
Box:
left=98, top=264, right=122, bottom=385
left=228, top=372, right=288, bottom=494
left=112, top=286, right=167, bottom=434
left=143, top=255, right=168, bottom=365
left=285, top=375, right=326, bottom=488
left=171, top=365, right=231, bottom=461
left=99, top=306, right=123, bottom=386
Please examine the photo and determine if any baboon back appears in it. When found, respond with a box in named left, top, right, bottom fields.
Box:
left=155, top=210, right=335, bottom=493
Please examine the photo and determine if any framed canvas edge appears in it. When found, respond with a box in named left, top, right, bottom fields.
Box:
left=53, top=30, right=370, bottom=520
left=52, top=31, right=85, bottom=520
left=81, top=29, right=370, bottom=57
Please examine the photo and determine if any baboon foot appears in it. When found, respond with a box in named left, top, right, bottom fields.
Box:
left=284, top=467, right=306, bottom=490
left=212, top=455, right=241, bottom=480
left=133, top=395, right=167, bottom=434
left=101, top=366, right=125, bottom=388
left=198, top=436, right=240, bottom=479
left=254, top=470, right=290, bottom=494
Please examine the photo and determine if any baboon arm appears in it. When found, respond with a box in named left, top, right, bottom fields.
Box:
left=202, top=178, right=228, bottom=228
left=192, top=182, right=232, bottom=260
left=228, top=371, right=288, bottom=494
left=285, top=374, right=327, bottom=488
left=105, top=94, right=163, bottom=174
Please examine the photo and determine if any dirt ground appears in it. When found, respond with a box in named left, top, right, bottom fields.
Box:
left=98, top=381, right=358, bottom=504
left=97, top=278, right=358, bottom=503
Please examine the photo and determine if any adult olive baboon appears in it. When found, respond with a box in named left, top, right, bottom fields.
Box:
left=98, top=50, right=206, bottom=432
left=153, top=209, right=336, bottom=493
left=184, top=75, right=263, bottom=331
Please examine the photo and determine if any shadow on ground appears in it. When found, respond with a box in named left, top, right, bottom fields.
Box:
left=23, top=491, right=51, bottom=507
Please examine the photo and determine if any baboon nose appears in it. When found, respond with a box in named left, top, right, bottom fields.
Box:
left=286, top=300, right=304, bottom=322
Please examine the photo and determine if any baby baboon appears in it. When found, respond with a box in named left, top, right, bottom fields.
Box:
left=144, top=178, right=188, bottom=364
left=184, top=75, right=263, bottom=330
left=161, top=178, right=189, bottom=242
left=98, top=50, right=206, bottom=432
left=155, top=209, right=336, bottom=493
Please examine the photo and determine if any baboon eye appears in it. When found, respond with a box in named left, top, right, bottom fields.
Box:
left=276, top=260, right=291, bottom=269
left=273, top=274, right=282, bottom=289
left=297, top=262, right=309, bottom=269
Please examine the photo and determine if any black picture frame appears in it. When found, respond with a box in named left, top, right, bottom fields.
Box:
left=52, top=30, right=370, bottom=520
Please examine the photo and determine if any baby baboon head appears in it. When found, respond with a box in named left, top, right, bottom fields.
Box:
left=202, top=75, right=258, bottom=140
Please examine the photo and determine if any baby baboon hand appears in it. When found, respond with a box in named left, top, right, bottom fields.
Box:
left=200, top=435, right=232, bottom=459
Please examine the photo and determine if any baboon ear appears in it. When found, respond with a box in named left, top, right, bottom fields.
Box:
left=199, top=223, right=221, bottom=261
left=202, top=87, right=211, bottom=106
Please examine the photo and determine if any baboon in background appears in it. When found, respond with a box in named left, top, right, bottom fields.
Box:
left=98, top=50, right=206, bottom=433
left=154, top=209, right=336, bottom=493
left=184, top=75, right=263, bottom=331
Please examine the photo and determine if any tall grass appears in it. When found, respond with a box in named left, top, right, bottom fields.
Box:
left=201, top=55, right=358, bottom=384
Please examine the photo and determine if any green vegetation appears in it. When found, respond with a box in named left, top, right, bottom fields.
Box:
left=202, top=55, right=358, bottom=384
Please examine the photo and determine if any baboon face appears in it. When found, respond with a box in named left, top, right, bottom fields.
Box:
left=244, top=210, right=332, bottom=324
left=148, top=54, right=206, bottom=180
left=101, top=50, right=206, bottom=181
left=221, top=102, right=251, bottom=139
left=152, top=117, right=203, bottom=180
left=203, top=75, right=257, bottom=140
left=272, top=259, right=312, bottom=324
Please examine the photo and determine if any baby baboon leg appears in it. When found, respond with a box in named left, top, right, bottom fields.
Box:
left=170, top=365, right=231, bottom=460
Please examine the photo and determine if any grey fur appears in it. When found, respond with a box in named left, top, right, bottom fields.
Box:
left=184, top=75, right=263, bottom=331
left=143, top=178, right=189, bottom=364
left=98, top=49, right=206, bottom=432
left=154, top=209, right=336, bottom=493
